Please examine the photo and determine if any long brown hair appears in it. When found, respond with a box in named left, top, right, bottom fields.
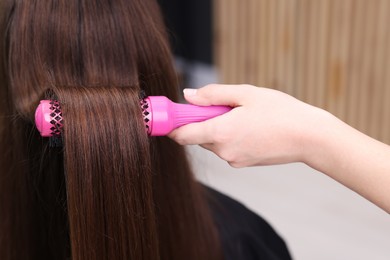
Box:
left=0, top=0, right=222, bottom=259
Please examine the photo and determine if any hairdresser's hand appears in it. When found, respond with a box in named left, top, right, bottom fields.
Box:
left=169, top=84, right=327, bottom=168
left=170, top=84, right=390, bottom=213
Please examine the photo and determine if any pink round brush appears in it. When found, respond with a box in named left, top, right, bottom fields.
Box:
left=35, top=96, right=231, bottom=137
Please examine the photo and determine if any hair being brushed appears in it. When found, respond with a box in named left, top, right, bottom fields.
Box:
left=0, top=0, right=222, bottom=259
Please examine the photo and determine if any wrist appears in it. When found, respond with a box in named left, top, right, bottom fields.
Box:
left=299, top=107, right=342, bottom=171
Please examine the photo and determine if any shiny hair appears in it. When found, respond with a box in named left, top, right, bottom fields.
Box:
left=0, top=0, right=222, bottom=259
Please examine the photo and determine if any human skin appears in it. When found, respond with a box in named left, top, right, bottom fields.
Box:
left=169, top=84, right=390, bottom=214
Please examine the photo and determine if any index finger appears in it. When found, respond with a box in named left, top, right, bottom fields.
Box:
left=184, top=84, right=253, bottom=107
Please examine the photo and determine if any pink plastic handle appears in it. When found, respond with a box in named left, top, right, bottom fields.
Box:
left=146, top=96, right=232, bottom=136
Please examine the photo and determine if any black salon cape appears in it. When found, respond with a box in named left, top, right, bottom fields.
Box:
left=205, top=186, right=292, bottom=260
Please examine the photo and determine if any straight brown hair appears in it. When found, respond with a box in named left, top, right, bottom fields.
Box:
left=0, top=0, right=222, bottom=259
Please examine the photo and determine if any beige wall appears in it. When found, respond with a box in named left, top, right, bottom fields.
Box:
left=214, top=0, right=390, bottom=144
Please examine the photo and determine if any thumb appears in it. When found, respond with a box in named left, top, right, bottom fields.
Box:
left=183, top=84, right=251, bottom=107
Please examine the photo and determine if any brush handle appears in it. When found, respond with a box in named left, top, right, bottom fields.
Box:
left=146, top=96, right=232, bottom=136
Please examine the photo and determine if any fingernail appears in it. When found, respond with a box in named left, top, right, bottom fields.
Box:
left=183, top=88, right=197, bottom=96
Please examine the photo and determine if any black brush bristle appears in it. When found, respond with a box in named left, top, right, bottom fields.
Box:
left=49, top=136, right=63, bottom=148
left=139, top=89, right=147, bottom=100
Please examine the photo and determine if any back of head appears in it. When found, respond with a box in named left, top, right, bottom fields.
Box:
left=0, top=0, right=221, bottom=259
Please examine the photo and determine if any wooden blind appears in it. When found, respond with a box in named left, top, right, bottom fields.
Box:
left=214, top=0, right=390, bottom=144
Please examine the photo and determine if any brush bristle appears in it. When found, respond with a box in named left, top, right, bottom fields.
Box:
left=48, top=100, right=63, bottom=147
left=140, top=98, right=151, bottom=135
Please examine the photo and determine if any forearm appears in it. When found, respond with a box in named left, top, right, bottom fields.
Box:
left=305, top=110, right=390, bottom=213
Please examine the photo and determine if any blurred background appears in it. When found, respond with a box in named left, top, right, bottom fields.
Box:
left=158, top=0, right=390, bottom=259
